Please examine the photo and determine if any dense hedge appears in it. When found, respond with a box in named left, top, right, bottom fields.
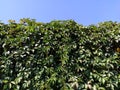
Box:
left=0, top=18, right=120, bottom=90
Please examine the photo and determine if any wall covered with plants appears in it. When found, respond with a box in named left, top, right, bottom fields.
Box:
left=0, top=18, right=120, bottom=90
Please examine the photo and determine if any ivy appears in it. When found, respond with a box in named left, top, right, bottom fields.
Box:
left=0, top=19, right=120, bottom=90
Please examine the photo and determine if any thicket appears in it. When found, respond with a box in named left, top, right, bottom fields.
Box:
left=0, top=18, right=120, bottom=90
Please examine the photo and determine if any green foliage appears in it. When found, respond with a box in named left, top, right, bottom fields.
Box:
left=0, top=18, right=120, bottom=90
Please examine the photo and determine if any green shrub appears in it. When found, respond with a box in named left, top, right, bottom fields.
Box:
left=0, top=18, right=120, bottom=90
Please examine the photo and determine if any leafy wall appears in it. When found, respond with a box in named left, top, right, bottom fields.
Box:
left=0, top=18, right=120, bottom=90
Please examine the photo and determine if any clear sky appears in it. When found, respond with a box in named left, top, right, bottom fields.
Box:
left=0, top=0, right=120, bottom=25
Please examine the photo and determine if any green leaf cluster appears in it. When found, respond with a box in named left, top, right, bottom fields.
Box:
left=0, top=19, right=120, bottom=90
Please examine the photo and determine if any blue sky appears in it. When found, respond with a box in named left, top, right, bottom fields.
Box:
left=0, top=0, right=120, bottom=25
